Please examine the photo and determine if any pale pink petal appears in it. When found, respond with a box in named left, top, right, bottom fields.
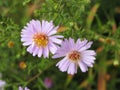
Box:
left=30, top=20, right=39, bottom=32
left=49, top=37, right=62, bottom=44
left=21, top=34, right=32, bottom=38
left=23, top=41, right=32, bottom=46
left=38, top=48, right=43, bottom=57
left=59, top=60, right=71, bottom=72
left=49, top=42, right=57, bottom=54
left=68, top=38, right=75, bottom=50
left=78, top=61, right=88, bottom=72
left=67, top=63, right=77, bottom=75
left=78, top=41, right=93, bottom=52
left=33, top=47, right=39, bottom=56
left=43, top=46, right=49, bottom=58
left=47, top=26, right=58, bottom=36
left=35, top=20, right=42, bottom=32
left=81, top=50, right=96, bottom=56
left=45, top=22, right=54, bottom=34
left=76, top=39, right=81, bottom=49
left=21, top=37, right=32, bottom=42
left=82, top=60, right=93, bottom=67
left=28, top=20, right=37, bottom=33
left=52, top=53, right=66, bottom=58
left=42, top=21, right=54, bottom=34
left=81, top=57, right=95, bottom=63
left=51, top=35, right=64, bottom=38
left=52, top=43, right=68, bottom=58
left=60, top=39, right=70, bottom=52
left=21, top=29, right=33, bottom=35
left=27, top=45, right=35, bottom=54
left=56, top=57, right=68, bottom=68
left=84, top=56, right=96, bottom=60
left=77, top=39, right=88, bottom=50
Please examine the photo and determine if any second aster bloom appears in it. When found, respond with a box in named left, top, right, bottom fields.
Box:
left=52, top=38, right=96, bottom=75
left=21, top=20, right=63, bottom=58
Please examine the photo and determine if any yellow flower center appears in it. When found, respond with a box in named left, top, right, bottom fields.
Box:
left=19, top=61, right=27, bottom=69
left=33, top=33, right=48, bottom=47
left=68, top=51, right=80, bottom=62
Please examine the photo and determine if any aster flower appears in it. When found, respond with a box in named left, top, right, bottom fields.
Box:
left=44, top=77, right=53, bottom=88
left=0, top=80, right=6, bottom=87
left=19, top=86, right=30, bottom=90
left=0, top=80, right=6, bottom=90
left=52, top=38, right=96, bottom=75
left=21, top=20, right=63, bottom=58
left=0, top=73, right=6, bottom=89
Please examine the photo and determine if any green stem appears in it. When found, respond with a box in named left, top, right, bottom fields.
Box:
left=97, top=53, right=107, bottom=90
left=26, top=59, right=58, bottom=85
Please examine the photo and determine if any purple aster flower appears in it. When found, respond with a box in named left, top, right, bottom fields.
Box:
left=19, top=86, right=30, bottom=90
left=52, top=38, right=96, bottom=75
left=21, top=20, right=63, bottom=58
left=44, top=77, right=53, bottom=88
left=0, top=80, right=6, bottom=87
left=0, top=80, right=6, bottom=90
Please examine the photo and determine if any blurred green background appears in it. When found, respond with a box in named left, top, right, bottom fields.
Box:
left=0, top=0, right=120, bottom=90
